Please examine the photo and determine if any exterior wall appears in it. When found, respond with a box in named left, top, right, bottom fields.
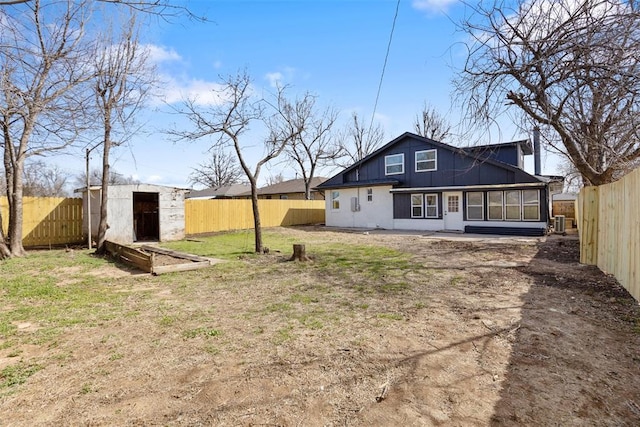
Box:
left=158, top=187, right=188, bottom=241
left=324, top=186, right=394, bottom=229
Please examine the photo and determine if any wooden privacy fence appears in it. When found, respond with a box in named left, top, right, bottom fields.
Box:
left=577, top=167, right=640, bottom=301
left=0, top=197, right=84, bottom=247
left=185, top=199, right=325, bottom=235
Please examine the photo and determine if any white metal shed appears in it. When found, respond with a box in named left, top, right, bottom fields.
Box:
left=79, top=184, right=189, bottom=244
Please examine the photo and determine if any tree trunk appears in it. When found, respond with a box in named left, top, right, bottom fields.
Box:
left=289, top=244, right=310, bottom=261
left=96, top=118, right=112, bottom=255
left=0, top=221, right=11, bottom=259
left=8, top=159, right=26, bottom=257
left=250, top=181, right=262, bottom=253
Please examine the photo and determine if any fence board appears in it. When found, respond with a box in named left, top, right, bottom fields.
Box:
left=578, top=168, right=640, bottom=301
left=185, top=199, right=325, bottom=235
left=1, top=197, right=84, bottom=247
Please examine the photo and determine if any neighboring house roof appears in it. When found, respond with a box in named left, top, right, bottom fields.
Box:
left=240, top=177, right=328, bottom=196
left=317, top=132, right=546, bottom=191
left=185, top=183, right=251, bottom=199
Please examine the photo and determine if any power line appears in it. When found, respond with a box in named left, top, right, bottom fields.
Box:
left=368, top=0, right=401, bottom=139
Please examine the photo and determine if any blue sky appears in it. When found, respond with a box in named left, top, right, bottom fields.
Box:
left=57, top=0, right=560, bottom=189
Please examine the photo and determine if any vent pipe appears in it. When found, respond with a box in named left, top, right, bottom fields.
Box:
left=533, top=127, right=541, bottom=176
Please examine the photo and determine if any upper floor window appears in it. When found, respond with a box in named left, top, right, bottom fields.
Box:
left=416, top=149, right=437, bottom=172
left=385, top=154, right=404, bottom=175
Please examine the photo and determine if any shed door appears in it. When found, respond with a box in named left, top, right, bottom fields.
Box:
left=133, top=192, right=159, bottom=241
left=443, top=192, right=463, bottom=231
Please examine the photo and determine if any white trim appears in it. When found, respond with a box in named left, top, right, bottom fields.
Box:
left=385, top=153, right=404, bottom=175
left=390, top=182, right=545, bottom=193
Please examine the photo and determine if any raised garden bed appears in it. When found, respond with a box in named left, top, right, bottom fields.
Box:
left=104, top=241, right=216, bottom=275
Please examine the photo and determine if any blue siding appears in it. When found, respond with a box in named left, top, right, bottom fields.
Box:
left=319, top=133, right=544, bottom=191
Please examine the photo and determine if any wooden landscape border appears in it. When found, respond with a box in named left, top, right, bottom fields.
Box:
left=104, top=241, right=213, bottom=275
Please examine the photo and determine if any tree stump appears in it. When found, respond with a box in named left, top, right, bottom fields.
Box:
left=290, top=244, right=310, bottom=261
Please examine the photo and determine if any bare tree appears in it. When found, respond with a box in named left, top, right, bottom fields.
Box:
left=170, top=70, right=302, bottom=253
left=74, top=168, right=140, bottom=188
left=92, top=15, right=154, bottom=254
left=189, top=147, right=243, bottom=188
left=0, top=0, right=94, bottom=258
left=414, top=102, right=452, bottom=141
left=0, top=0, right=203, bottom=21
left=22, top=160, right=70, bottom=197
left=336, top=112, right=385, bottom=168
left=264, top=172, right=285, bottom=186
left=455, top=0, right=640, bottom=186
left=284, top=93, right=340, bottom=199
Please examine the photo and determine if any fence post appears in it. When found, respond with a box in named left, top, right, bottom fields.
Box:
left=579, top=186, right=599, bottom=265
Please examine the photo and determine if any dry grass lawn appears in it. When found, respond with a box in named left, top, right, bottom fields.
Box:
left=1, top=226, right=639, bottom=426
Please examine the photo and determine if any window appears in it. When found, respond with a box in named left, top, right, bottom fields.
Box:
left=367, top=188, right=373, bottom=202
left=279, top=195, right=288, bottom=200
left=522, top=190, right=540, bottom=220
left=385, top=153, right=404, bottom=175
left=505, top=190, right=521, bottom=220
left=416, top=149, right=437, bottom=172
left=331, top=191, right=340, bottom=210
left=488, top=191, right=504, bottom=220
left=466, top=192, right=484, bottom=220
left=425, top=194, right=438, bottom=218
left=411, top=194, right=423, bottom=218
left=447, top=194, right=459, bottom=213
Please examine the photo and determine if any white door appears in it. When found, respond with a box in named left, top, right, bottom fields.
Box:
left=443, top=192, right=464, bottom=231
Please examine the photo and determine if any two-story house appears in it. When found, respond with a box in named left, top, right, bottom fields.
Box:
left=316, top=132, right=561, bottom=236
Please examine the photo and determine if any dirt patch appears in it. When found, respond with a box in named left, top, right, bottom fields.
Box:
left=1, top=228, right=639, bottom=426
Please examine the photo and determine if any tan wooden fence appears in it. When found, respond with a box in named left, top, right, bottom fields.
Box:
left=0, top=197, right=325, bottom=247
left=0, top=197, right=84, bottom=247
left=185, top=199, right=325, bottom=235
left=577, top=167, right=640, bottom=301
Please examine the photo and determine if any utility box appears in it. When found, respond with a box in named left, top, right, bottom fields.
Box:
left=554, top=215, right=566, bottom=234
left=350, top=197, right=360, bottom=212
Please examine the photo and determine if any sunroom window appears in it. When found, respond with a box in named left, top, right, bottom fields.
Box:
left=466, top=192, right=484, bottom=220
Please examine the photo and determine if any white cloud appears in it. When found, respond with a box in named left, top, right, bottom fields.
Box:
left=264, top=67, right=297, bottom=88
left=146, top=174, right=163, bottom=183
left=155, top=76, right=228, bottom=106
left=265, top=72, right=284, bottom=88
left=412, top=0, right=458, bottom=13
left=143, top=44, right=182, bottom=63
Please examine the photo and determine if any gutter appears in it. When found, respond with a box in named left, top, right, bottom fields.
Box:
left=389, top=182, right=547, bottom=193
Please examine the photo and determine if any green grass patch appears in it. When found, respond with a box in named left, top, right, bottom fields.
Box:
left=183, top=327, right=222, bottom=339
left=0, top=363, right=42, bottom=389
